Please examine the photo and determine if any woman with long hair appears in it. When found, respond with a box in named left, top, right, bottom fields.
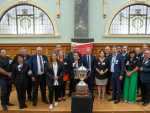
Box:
left=94, top=50, right=109, bottom=100
left=45, top=52, right=65, bottom=110
left=58, top=50, right=68, bottom=101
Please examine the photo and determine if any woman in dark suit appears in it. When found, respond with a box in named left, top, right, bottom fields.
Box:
left=12, top=53, right=30, bottom=109
left=58, top=50, right=68, bottom=101
left=70, top=52, right=82, bottom=92
left=94, top=50, right=109, bottom=100
left=45, top=52, right=65, bottom=110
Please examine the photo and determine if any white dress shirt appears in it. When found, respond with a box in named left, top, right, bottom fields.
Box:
left=53, top=63, right=59, bottom=86
left=37, top=55, right=44, bottom=75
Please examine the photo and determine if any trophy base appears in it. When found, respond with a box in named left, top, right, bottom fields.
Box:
left=75, top=83, right=89, bottom=97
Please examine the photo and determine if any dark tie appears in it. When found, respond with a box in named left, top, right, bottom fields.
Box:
left=39, top=56, right=43, bottom=72
left=87, top=55, right=90, bottom=69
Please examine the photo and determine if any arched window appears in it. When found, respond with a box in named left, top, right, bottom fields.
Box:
left=0, top=5, right=54, bottom=35
left=109, top=5, right=150, bottom=35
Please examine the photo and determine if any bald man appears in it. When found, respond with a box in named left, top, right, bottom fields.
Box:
left=29, top=47, right=49, bottom=106
left=67, top=44, right=81, bottom=97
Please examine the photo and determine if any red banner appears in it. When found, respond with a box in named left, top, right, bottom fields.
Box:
left=71, top=42, right=94, bottom=56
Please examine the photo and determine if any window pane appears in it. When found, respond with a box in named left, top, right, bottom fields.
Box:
left=109, top=7, right=129, bottom=34
left=17, top=16, right=34, bottom=34
left=34, top=7, right=54, bottom=34
left=0, top=7, right=17, bottom=34
left=109, top=5, right=150, bottom=35
left=130, top=16, right=146, bottom=34
left=147, top=7, right=150, bottom=34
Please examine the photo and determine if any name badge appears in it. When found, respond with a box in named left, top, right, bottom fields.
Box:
left=17, top=65, right=21, bottom=71
left=9, top=60, right=12, bottom=64
left=115, top=60, right=118, bottom=64
left=102, top=63, right=105, bottom=65
left=64, top=62, right=67, bottom=65
left=145, top=60, right=149, bottom=64
left=73, top=63, right=76, bottom=67
left=126, top=63, right=129, bottom=65
left=133, top=61, right=136, bottom=63
left=98, top=62, right=100, bottom=65
left=43, top=61, right=47, bottom=63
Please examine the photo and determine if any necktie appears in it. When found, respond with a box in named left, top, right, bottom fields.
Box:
left=39, top=56, right=43, bottom=72
left=87, top=55, right=90, bottom=69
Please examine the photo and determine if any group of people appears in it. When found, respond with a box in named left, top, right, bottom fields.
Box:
left=0, top=43, right=150, bottom=111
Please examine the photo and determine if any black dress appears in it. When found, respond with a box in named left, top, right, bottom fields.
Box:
left=94, top=58, right=109, bottom=85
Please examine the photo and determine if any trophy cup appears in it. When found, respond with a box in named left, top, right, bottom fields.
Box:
left=74, top=65, right=91, bottom=97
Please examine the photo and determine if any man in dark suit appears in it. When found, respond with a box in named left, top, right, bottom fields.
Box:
left=105, top=46, right=112, bottom=95
left=0, top=48, right=14, bottom=110
left=81, top=47, right=96, bottom=97
left=121, top=45, right=129, bottom=94
left=139, top=43, right=149, bottom=60
left=135, top=47, right=142, bottom=96
left=67, top=44, right=81, bottom=97
left=108, top=46, right=125, bottom=104
left=13, top=47, right=32, bottom=101
left=137, top=50, right=150, bottom=106
left=29, top=47, right=49, bottom=106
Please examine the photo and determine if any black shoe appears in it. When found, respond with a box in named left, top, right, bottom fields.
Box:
left=6, top=102, right=14, bottom=106
left=2, top=105, right=7, bottom=110
left=58, top=99, right=61, bottom=102
left=33, top=102, right=36, bottom=107
left=20, top=104, right=23, bottom=109
left=137, top=99, right=144, bottom=102
left=137, top=94, right=142, bottom=97
left=23, top=104, right=27, bottom=108
left=62, top=98, right=66, bottom=101
left=142, top=102, right=148, bottom=106
left=28, top=97, right=33, bottom=101
left=106, top=92, right=111, bottom=95
left=114, top=100, right=120, bottom=104
left=108, top=98, right=116, bottom=101
left=43, top=100, right=49, bottom=104
left=68, top=93, right=72, bottom=97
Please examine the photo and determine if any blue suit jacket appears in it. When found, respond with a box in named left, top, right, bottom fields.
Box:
left=122, top=53, right=129, bottom=60
left=81, top=55, right=96, bottom=76
left=139, top=52, right=144, bottom=61
left=29, top=54, right=48, bottom=80
left=109, top=54, right=125, bottom=77
left=140, top=58, right=150, bottom=83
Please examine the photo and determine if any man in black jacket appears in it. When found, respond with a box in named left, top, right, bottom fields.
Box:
left=13, top=47, right=32, bottom=101
left=0, top=48, right=14, bottom=110
left=67, top=44, right=81, bottom=97
left=105, top=46, right=112, bottom=95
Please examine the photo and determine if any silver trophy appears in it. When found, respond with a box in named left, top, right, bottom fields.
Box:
left=74, top=64, right=91, bottom=97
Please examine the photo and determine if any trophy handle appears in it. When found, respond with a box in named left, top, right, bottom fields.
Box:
left=86, top=69, right=91, bottom=79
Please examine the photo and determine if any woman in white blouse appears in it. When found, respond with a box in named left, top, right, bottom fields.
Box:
left=45, top=52, right=65, bottom=110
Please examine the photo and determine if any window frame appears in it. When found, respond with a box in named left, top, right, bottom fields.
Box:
left=0, top=4, right=55, bottom=35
